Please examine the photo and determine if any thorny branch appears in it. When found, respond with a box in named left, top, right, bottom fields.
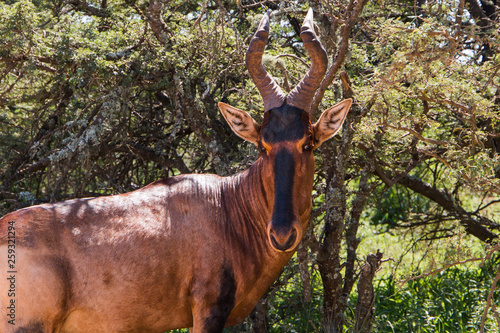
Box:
left=310, top=0, right=369, bottom=119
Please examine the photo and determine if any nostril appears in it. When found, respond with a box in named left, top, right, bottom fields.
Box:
left=269, top=228, right=298, bottom=252
left=284, top=228, right=297, bottom=249
left=270, top=233, right=280, bottom=250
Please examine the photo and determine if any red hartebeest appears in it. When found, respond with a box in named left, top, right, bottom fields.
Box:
left=0, top=9, right=352, bottom=333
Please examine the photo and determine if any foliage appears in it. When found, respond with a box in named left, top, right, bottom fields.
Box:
left=375, top=257, right=500, bottom=332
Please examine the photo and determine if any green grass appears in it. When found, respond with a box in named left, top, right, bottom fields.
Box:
left=374, top=258, right=500, bottom=332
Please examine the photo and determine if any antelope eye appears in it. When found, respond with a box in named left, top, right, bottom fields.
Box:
left=303, top=144, right=313, bottom=151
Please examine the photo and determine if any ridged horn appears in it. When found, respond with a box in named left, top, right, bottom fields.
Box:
left=246, top=11, right=286, bottom=112
left=286, top=8, right=328, bottom=113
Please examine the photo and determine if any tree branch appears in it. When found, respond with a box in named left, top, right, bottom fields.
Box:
left=147, top=0, right=171, bottom=46
left=398, top=174, right=498, bottom=242
left=67, top=0, right=109, bottom=17
left=310, top=0, right=369, bottom=119
left=380, top=123, right=461, bottom=149
left=343, top=166, right=372, bottom=303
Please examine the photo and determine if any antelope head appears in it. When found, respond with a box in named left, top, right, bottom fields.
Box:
left=219, top=9, right=352, bottom=252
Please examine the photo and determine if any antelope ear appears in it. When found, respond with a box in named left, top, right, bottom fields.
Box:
left=312, top=99, right=353, bottom=148
left=218, top=102, right=260, bottom=146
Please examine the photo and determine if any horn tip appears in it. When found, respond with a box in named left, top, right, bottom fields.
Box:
left=257, top=10, right=271, bottom=32
left=306, top=8, right=314, bottom=18
left=301, top=8, right=316, bottom=33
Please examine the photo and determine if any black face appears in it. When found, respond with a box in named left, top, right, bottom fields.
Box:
left=269, top=149, right=297, bottom=251
left=261, top=104, right=311, bottom=144
left=259, top=103, right=314, bottom=252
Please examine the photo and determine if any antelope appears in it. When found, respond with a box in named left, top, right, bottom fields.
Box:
left=0, top=9, right=352, bottom=333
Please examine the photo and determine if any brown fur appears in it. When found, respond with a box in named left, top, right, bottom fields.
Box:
left=0, top=152, right=312, bottom=332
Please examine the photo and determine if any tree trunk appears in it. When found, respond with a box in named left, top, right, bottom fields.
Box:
left=317, top=121, right=353, bottom=331
left=297, top=242, right=312, bottom=303
left=249, top=297, right=269, bottom=333
left=354, top=251, right=384, bottom=333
